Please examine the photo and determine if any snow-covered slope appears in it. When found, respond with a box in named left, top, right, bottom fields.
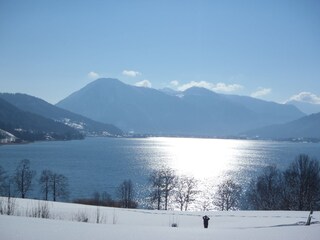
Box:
left=0, top=129, right=17, bottom=143
left=0, top=197, right=319, bottom=240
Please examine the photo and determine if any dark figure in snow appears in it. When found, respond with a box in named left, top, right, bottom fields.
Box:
left=203, top=215, right=210, bottom=228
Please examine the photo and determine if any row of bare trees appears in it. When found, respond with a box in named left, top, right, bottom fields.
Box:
left=147, top=167, right=243, bottom=211
left=148, top=168, right=199, bottom=211
left=75, top=170, right=200, bottom=211
left=0, top=159, right=69, bottom=201
left=245, top=154, right=320, bottom=210
left=147, top=154, right=320, bottom=211
left=1, top=154, right=319, bottom=211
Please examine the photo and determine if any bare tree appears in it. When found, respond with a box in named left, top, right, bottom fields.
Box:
left=162, top=168, right=176, bottom=210
left=149, top=168, right=176, bottom=210
left=149, top=169, right=164, bottom=210
left=246, top=165, right=284, bottom=210
left=196, top=181, right=214, bottom=211
left=39, top=169, right=53, bottom=200
left=51, top=173, right=69, bottom=201
left=197, top=190, right=213, bottom=211
left=284, top=154, right=320, bottom=210
left=174, top=176, right=198, bottom=211
left=93, top=191, right=102, bottom=205
left=0, top=166, right=8, bottom=195
left=39, top=170, right=69, bottom=201
left=117, top=179, right=136, bottom=208
left=13, top=159, right=36, bottom=198
left=214, top=179, right=242, bottom=211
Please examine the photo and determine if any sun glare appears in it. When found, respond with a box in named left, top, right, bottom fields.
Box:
left=150, top=138, right=249, bottom=180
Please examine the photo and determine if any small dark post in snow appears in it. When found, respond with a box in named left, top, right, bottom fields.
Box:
left=306, top=209, right=313, bottom=226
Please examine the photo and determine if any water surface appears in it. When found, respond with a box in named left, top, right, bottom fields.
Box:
left=1, top=137, right=319, bottom=201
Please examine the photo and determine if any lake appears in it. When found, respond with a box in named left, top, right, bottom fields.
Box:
left=1, top=137, right=320, bottom=202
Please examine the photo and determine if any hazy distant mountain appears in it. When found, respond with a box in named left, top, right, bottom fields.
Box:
left=242, top=112, right=320, bottom=140
left=0, top=93, right=123, bottom=136
left=285, top=100, right=320, bottom=115
left=56, top=78, right=305, bottom=137
left=0, top=98, right=83, bottom=142
left=223, top=94, right=305, bottom=127
left=180, top=87, right=258, bottom=134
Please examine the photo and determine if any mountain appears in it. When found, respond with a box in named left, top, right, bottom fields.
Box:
left=58, top=78, right=194, bottom=135
left=0, top=98, right=83, bottom=143
left=223, top=94, right=305, bottom=127
left=180, top=87, right=258, bottom=134
left=0, top=93, right=123, bottom=136
left=56, top=78, right=305, bottom=137
left=285, top=100, right=320, bottom=115
left=242, top=112, right=320, bottom=140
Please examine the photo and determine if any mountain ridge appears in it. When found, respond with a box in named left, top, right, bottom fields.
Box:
left=56, top=78, right=305, bottom=137
left=0, top=93, right=123, bottom=136
left=242, top=112, right=320, bottom=140
left=285, top=99, right=320, bottom=115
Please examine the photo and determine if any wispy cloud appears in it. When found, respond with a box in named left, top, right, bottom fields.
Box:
left=87, top=71, right=100, bottom=79
left=213, top=83, right=244, bottom=92
left=135, top=80, right=152, bottom=88
left=122, top=70, right=141, bottom=77
left=170, top=80, right=179, bottom=87
left=286, top=92, right=320, bottom=104
left=251, top=88, right=272, bottom=98
left=177, top=81, right=243, bottom=93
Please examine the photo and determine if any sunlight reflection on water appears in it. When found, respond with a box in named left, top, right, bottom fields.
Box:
left=139, top=138, right=263, bottom=186
left=147, top=137, right=248, bottom=180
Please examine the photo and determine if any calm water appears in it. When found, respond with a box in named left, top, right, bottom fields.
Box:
left=1, top=137, right=320, bottom=201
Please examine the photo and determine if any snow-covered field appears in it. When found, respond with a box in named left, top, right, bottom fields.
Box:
left=0, top=197, right=319, bottom=240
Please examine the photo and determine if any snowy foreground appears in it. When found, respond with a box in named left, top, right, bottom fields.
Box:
left=1, top=197, right=319, bottom=240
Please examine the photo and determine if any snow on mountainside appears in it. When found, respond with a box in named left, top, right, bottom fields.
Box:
left=0, top=129, right=17, bottom=143
left=0, top=197, right=319, bottom=240
left=0, top=97, right=83, bottom=142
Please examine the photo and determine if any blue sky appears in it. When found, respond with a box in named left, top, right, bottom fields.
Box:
left=0, top=0, right=320, bottom=104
